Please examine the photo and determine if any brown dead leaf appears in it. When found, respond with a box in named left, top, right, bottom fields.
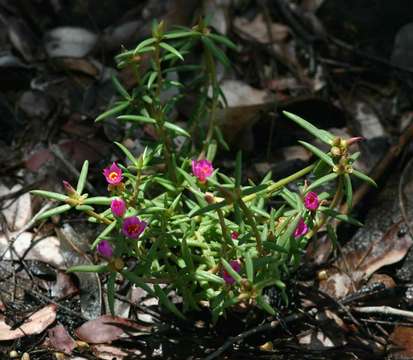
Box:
left=234, top=14, right=290, bottom=44
left=319, top=220, right=412, bottom=299
left=0, top=184, right=32, bottom=231
left=47, top=325, right=76, bottom=354
left=0, top=304, right=56, bottom=340
left=0, top=232, right=65, bottom=269
left=91, top=344, right=138, bottom=360
left=217, top=80, right=274, bottom=144
left=75, top=315, right=152, bottom=344
left=51, top=271, right=79, bottom=299
left=389, top=326, right=413, bottom=359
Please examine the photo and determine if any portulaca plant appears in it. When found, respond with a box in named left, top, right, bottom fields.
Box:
left=31, top=19, right=375, bottom=321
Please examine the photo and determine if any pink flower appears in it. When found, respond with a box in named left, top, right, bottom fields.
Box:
left=192, top=159, right=213, bottom=183
left=122, top=216, right=147, bottom=239
left=222, top=260, right=241, bottom=285
left=294, top=218, right=308, bottom=238
left=304, top=191, right=319, bottom=211
left=231, top=231, right=239, bottom=240
left=111, top=198, right=126, bottom=217
left=97, top=240, right=113, bottom=258
left=103, top=162, right=123, bottom=185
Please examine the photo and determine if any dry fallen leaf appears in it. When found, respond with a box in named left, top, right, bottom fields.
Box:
left=0, top=304, right=57, bottom=340
left=0, top=184, right=32, bottom=231
left=75, top=315, right=152, bottom=344
left=91, top=344, right=136, bottom=360
left=47, top=325, right=76, bottom=354
left=319, top=220, right=412, bottom=299
left=389, top=326, right=413, bottom=360
left=0, top=232, right=65, bottom=269
left=234, top=14, right=290, bottom=44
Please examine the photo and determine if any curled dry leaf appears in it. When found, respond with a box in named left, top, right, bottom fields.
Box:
left=389, top=326, right=413, bottom=360
left=47, top=325, right=76, bottom=354
left=75, top=315, right=152, bottom=344
left=91, top=344, right=137, bottom=360
left=0, top=232, right=65, bottom=269
left=234, top=14, right=290, bottom=44
left=0, top=304, right=57, bottom=340
left=0, top=183, right=32, bottom=231
left=319, top=220, right=412, bottom=299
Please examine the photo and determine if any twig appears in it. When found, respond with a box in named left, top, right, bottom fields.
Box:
left=353, top=306, right=413, bottom=319
left=203, top=313, right=303, bottom=360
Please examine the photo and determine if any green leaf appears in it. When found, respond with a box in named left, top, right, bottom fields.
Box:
left=240, top=183, right=268, bottom=197
left=154, top=285, right=185, bottom=319
left=202, top=36, right=231, bottom=67
left=352, top=170, right=377, bottom=187
left=75, top=205, right=94, bottom=212
left=120, top=270, right=155, bottom=295
left=164, top=121, right=190, bottom=137
left=76, top=160, right=89, bottom=194
left=235, top=151, right=242, bottom=189
left=194, top=270, right=225, bottom=284
left=207, top=33, right=238, bottom=50
left=190, top=200, right=227, bottom=217
left=117, top=114, right=156, bottom=124
left=244, top=252, right=254, bottom=283
left=320, top=207, right=363, bottom=226
left=214, top=126, right=230, bottom=151
left=107, top=272, right=116, bottom=316
left=262, top=241, right=289, bottom=254
left=307, top=172, right=339, bottom=191
left=326, top=223, right=338, bottom=250
left=111, top=75, right=130, bottom=100
left=256, top=295, right=276, bottom=315
left=114, top=141, right=138, bottom=167
left=91, top=221, right=117, bottom=249
left=343, top=174, right=353, bottom=211
left=134, top=37, right=156, bottom=55
left=147, top=71, right=157, bottom=89
left=163, top=31, right=195, bottom=40
left=95, top=102, right=129, bottom=122
left=35, top=204, right=72, bottom=221
left=277, top=215, right=300, bottom=249
left=283, top=111, right=334, bottom=145
left=67, top=264, right=108, bottom=273
left=159, top=42, right=184, bottom=60
left=299, top=141, right=334, bottom=167
left=83, top=197, right=114, bottom=205
left=31, top=190, right=68, bottom=202
left=221, top=259, right=242, bottom=284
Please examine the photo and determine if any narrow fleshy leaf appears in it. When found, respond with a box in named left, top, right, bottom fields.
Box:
left=76, top=160, right=89, bottom=194
left=83, top=197, right=114, bottom=205
left=117, top=115, right=156, bottom=124
left=36, top=204, right=72, bottom=221
left=256, top=295, right=276, bottom=315
left=114, top=141, right=138, bottom=167
left=164, top=121, right=190, bottom=137
left=95, top=102, right=129, bottom=122
left=159, top=42, right=184, bottom=60
left=107, top=272, right=116, bottom=316
left=221, top=259, right=242, bottom=284
left=134, top=37, right=156, bottom=55
left=201, top=36, right=230, bottom=67
left=283, top=111, right=334, bottom=145
left=352, top=170, right=377, bottom=187
left=67, top=264, right=108, bottom=273
left=207, top=33, right=238, bottom=50
left=111, top=75, right=130, bottom=100
left=244, top=252, right=254, bottom=283
left=91, top=221, right=117, bottom=249
left=320, top=207, right=363, bottom=226
left=299, top=141, right=334, bottom=167
left=343, top=173, right=353, bottom=211
left=31, top=190, right=68, bottom=202
left=307, top=172, right=339, bottom=191
left=154, top=285, right=185, bottom=319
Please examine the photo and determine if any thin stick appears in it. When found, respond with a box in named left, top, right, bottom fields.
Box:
left=353, top=306, right=413, bottom=319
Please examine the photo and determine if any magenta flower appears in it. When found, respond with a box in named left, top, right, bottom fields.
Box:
left=231, top=231, right=239, bottom=240
left=103, top=162, right=123, bottom=185
left=111, top=198, right=126, bottom=217
left=97, top=240, right=113, bottom=258
left=222, top=260, right=241, bottom=285
left=192, top=159, right=213, bottom=183
left=294, top=218, right=308, bottom=238
left=122, top=216, right=147, bottom=239
left=304, top=191, right=319, bottom=211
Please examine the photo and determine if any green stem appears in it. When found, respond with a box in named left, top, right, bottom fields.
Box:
left=200, top=47, right=218, bottom=157
left=238, top=198, right=263, bottom=255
